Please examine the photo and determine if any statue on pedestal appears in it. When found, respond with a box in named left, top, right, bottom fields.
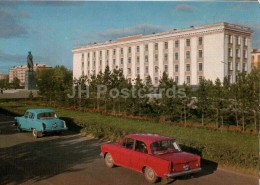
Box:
left=27, top=51, right=34, bottom=71
left=25, top=51, right=36, bottom=90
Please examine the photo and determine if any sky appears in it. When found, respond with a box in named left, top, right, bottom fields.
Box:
left=0, top=1, right=260, bottom=74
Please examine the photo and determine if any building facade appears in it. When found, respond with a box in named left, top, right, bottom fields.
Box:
left=0, top=73, right=8, bottom=80
left=9, top=64, right=52, bottom=86
left=251, top=49, right=260, bottom=69
left=72, top=22, right=252, bottom=85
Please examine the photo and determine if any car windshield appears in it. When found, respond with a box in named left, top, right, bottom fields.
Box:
left=150, top=140, right=182, bottom=155
left=37, top=112, right=57, bottom=119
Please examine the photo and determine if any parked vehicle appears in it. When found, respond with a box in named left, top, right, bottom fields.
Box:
left=100, top=134, right=201, bottom=183
left=15, top=109, right=68, bottom=138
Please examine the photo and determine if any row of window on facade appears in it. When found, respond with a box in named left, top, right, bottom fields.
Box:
left=82, top=50, right=204, bottom=69
left=82, top=37, right=204, bottom=59
left=228, top=62, right=247, bottom=71
left=228, top=35, right=248, bottom=45
left=228, top=48, right=248, bottom=58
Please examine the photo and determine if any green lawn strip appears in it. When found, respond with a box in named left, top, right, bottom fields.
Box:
left=0, top=101, right=258, bottom=174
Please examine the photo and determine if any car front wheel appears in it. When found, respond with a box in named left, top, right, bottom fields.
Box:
left=105, top=153, right=115, bottom=168
left=144, top=167, right=158, bottom=183
left=32, top=129, right=42, bottom=138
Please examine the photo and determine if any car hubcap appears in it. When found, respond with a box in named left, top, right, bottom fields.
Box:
left=147, top=169, right=154, bottom=180
left=33, top=129, right=36, bottom=136
left=107, top=155, right=112, bottom=164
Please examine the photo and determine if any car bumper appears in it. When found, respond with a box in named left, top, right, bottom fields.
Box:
left=165, top=168, right=201, bottom=178
left=43, top=127, right=68, bottom=132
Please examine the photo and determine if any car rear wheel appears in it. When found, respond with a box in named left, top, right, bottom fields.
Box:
left=105, top=153, right=115, bottom=168
left=32, top=129, right=42, bottom=138
left=144, top=167, right=158, bottom=183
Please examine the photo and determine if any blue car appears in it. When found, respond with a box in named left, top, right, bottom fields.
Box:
left=15, top=109, right=68, bottom=138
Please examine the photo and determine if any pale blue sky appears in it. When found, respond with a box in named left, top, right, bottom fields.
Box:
left=0, top=1, right=259, bottom=73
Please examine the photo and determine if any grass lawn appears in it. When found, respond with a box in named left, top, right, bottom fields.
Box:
left=0, top=100, right=258, bottom=175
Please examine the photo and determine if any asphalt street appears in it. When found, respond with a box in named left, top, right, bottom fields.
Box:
left=0, top=113, right=258, bottom=185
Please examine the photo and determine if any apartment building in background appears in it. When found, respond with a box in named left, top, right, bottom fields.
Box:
left=72, top=22, right=252, bottom=85
left=0, top=73, right=8, bottom=80
left=251, top=49, right=260, bottom=69
left=9, top=64, right=52, bottom=86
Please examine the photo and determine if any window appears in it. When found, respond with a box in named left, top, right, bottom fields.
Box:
left=228, top=48, right=233, bottom=57
left=186, top=51, right=190, bottom=59
left=236, top=36, right=240, bottom=45
left=24, top=111, right=29, bottom=118
left=186, top=76, right=190, bottom=84
left=113, top=49, right=116, bottom=55
left=82, top=53, right=84, bottom=59
left=113, top=59, right=116, bottom=65
left=198, top=37, right=203, bottom=45
left=243, top=50, right=247, bottom=59
left=175, top=76, right=179, bottom=83
left=175, top=65, right=179, bottom=72
left=228, top=35, right=232, bottom=44
left=243, top=63, right=247, bottom=71
left=175, top=52, right=179, bottom=60
left=155, top=54, right=158, bottom=62
left=175, top=40, right=179, bottom=48
left=155, top=77, right=159, bottom=84
left=244, top=37, right=248, bottom=46
left=136, top=46, right=140, bottom=52
left=128, top=47, right=131, bottom=53
left=128, top=57, right=131, bottom=64
left=199, top=76, right=203, bottom=83
left=155, top=66, right=159, bottom=73
left=137, top=56, right=140, bottom=63
left=164, top=54, right=168, bottom=61
left=28, top=112, right=34, bottom=119
left=100, top=60, right=102, bottom=65
left=198, top=50, right=203, bottom=58
left=154, top=43, right=158, bottom=50
left=145, top=44, right=148, bottom=51
left=106, top=50, right=109, bottom=56
left=121, top=48, right=123, bottom=54
left=137, top=67, right=140, bottom=74
left=106, top=60, right=109, bottom=66
left=228, top=62, right=233, bottom=70
left=236, top=62, right=240, bottom=71
left=236, top=49, right=240, bottom=58
left=135, top=140, right=148, bottom=154
left=186, top=39, right=190, bottom=47
left=100, top=51, right=102, bottom=56
left=145, top=66, right=149, bottom=74
left=164, top=65, right=168, bottom=72
left=88, top=53, right=90, bottom=58
left=186, top=64, right=190, bottom=71
left=123, top=138, right=134, bottom=149
left=145, top=55, right=148, bottom=62
left=88, top=61, right=90, bottom=67
left=120, top=58, right=123, bottom=65
left=93, top=52, right=96, bottom=58
left=93, top=61, right=96, bottom=66
left=198, top=63, right=203, bottom=71
left=128, top=68, right=131, bottom=75
left=164, top=42, right=168, bottom=49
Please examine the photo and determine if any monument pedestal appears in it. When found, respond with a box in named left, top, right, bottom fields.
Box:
left=25, top=71, right=36, bottom=90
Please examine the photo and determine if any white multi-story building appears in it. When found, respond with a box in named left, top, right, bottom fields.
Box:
left=72, top=22, right=252, bottom=85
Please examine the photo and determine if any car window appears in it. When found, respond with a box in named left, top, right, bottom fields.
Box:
left=37, top=112, right=57, bottom=119
left=135, top=140, right=148, bottom=154
left=28, top=112, right=34, bottom=119
left=122, top=138, right=134, bottom=150
left=24, top=111, right=29, bottom=118
left=151, top=140, right=182, bottom=154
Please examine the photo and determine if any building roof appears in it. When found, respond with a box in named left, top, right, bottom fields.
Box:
left=252, top=49, right=260, bottom=53
left=9, top=64, right=52, bottom=70
left=73, top=22, right=252, bottom=52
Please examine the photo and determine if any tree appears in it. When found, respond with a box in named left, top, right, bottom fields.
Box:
left=12, top=77, right=20, bottom=89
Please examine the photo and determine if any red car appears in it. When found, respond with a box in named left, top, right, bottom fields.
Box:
left=100, top=134, right=201, bottom=183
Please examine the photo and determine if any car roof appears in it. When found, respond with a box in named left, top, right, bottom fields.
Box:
left=126, top=134, right=173, bottom=144
left=27, top=109, right=55, bottom=114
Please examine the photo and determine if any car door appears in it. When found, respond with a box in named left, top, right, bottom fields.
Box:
left=19, top=111, right=29, bottom=129
left=115, top=137, right=135, bottom=168
left=27, top=112, right=35, bottom=129
left=130, top=140, right=148, bottom=171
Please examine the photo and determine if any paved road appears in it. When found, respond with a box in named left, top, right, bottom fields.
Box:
left=0, top=113, right=258, bottom=185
